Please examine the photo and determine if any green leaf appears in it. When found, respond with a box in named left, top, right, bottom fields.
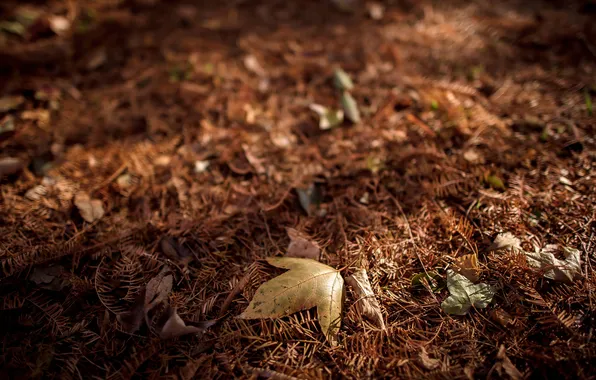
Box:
left=239, top=257, right=344, bottom=343
left=441, top=270, right=494, bottom=315
left=585, top=89, right=593, bottom=116
left=0, top=21, right=26, bottom=36
left=486, top=174, right=505, bottom=191
left=411, top=271, right=444, bottom=293
left=341, top=92, right=361, bottom=123
left=333, top=68, right=354, bottom=91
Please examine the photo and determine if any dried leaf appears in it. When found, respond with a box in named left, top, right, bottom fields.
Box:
left=0, top=95, right=25, bottom=113
left=286, top=228, right=321, bottom=260
left=489, top=232, right=522, bottom=252
left=524, top=245, right=581, bottom=283
left=145, top=267, right=173, bottom=321
left=74, top=191, right=104, bottom=222
left=441, top=269, right=495, bottom=315
left=30, top=265, right=63, bottom=285
left=117, top=289, right=146, bottom=333
left=239, top=257, right=344, bottom=343
left=418, top=347, right=440, bottom=370
left=333, top=68, right=354, bottom=91
left=296, top=183, right=323, bottom=216
left=243, top=55, right=267, bottom=77
left=159, top=307, right=215, bottom=340
left=48, top=15, right=70, bottom=35
left=160, top=237, right=193, bottom=266
left=453, top=253, right=481, bottom=283
left=345, top=269, right=385, bottom=329
left=341, top=92, right=361, bottom=123
left=0, top=157, right=25, bottom=178
left=496, top=345, right=523, bottom=380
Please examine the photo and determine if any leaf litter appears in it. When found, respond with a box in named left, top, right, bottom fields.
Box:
left=0, top=1, right=594, bottom=378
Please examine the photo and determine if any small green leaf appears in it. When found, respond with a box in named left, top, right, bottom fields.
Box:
left=486, top=174, right=505, bottom=191
left=411, top=272, right=444, bottom=293
left=0, top=21, right=26, bottom=36
left=441, top=270, right=495, bottom=315
left=585, top=89, right=593, bottom=116
left=333, top=68, right=354, bottom=91
left=341, top=92, right=361, bottom=123
left=430, top=100, right=439, bottom=110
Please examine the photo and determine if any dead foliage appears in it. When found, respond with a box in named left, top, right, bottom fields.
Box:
left=0, top=0, right=595, bottom=378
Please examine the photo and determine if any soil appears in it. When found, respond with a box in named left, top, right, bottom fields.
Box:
left=1, top=0, right=595, bottom=379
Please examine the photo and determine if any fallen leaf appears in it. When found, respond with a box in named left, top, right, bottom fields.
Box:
left=367, top=2, right=385, bottom=20
left=243, top=55, right=267, bottom=77
left=30, top=265, right=63, bottom=284
left=411, top=271, right=444, bottom=293
left=160, top=237, right=194, bottom=266
left=239, top=257, right=344, bottom=343
left=296, top=183, right=323, bottom=216
left=309, top=103, right=344, bottom=130
left=524, top=245, right=581, bottom=283
left=117, top=289, right=146, bottom=333
left=48, top=15, right=70, bottom=35
left=345, top=269, right=385, bottom=329
left=145, top=267, right=173, bottom=324
left=74, top=191, right=104, bottom=222
left=0, top=21, right=26, bottom=36
left=159, top=307, right=215, bottom=339
left=341, top=92, right=361, bottom=123
left=489, top=232, right=522, bottom=253
left=490, top=308, right=514, bottom=327
left=0, top=157, right=25, bottom=178
left=441, top=269, right=495, bottom=315
left=286, top=228, right=321, bottom=260
left=418, top=346, right=440, bottom=370
left=453, top=253, right=481, bottom=283
left=496, top=345, right=523, bottom=380
left=333, top=68, right=354, bottom=91
left=486, top=174, right=506, bottom=191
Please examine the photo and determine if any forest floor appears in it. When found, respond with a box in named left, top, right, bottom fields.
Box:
left=1, top=0, right=595, bottom=379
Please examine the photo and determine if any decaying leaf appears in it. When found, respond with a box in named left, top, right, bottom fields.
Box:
left=296, top=183, right=323, bottom=216
left=117, top=289, right=146, bottom=333
left=418, top=346, right=440, bottom=370
left=286, top=228, right=321, bottom=260
left=160, top=237, right=194, bottom=266
left=30, top=265, right=63, bottom=285
left=309, top=103, right=344, bottom=130
left=341, top=92, right=361, bottom=123
left=345, top=269, right=385, bottom=329
left=159, top=307, right=215, bottom=340
left=145, top=267, right=173, bottom=324
left=74, top=191, right=104, bottom=222
left=239, top=257, right=344, bottom=343
left=453, top=253, right=481, bottom=283
left=441, top=270, right=495, bottom=315
left=495, top=345, right=523, bottom=380
left=333, top=68, right=354, bottom=91
left=489, top=232, right=522, bottom=253
left=524, top=245, right=581, bottom=283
